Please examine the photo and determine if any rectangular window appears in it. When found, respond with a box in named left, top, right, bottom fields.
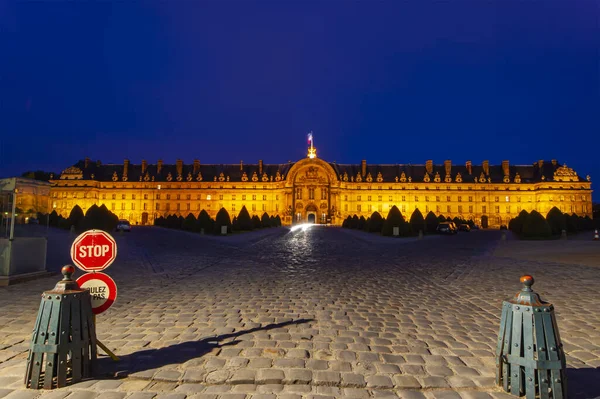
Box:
left=447, top=205, right=451, bottom=213
left=482, top=197, right=486, bottom=202
left=414, top=196, right=418, bottom=202
left=368, top=204, right=372, bottom=212
left=112, top=203, right=116, bottom=211
left=252, top=204, right=256, bottom=211
left=242, top=194, right=246, bottom=200
left=469, top=205, right=473, bottom=213
left=156, top=203, right=160, bottom=210
left=232, top=203, right=236, bottom=212
left=357, top=195, right=361, bottom=201
left=112, top=194, right=116, bottom=200
left=143, top=203, right=147, bottom=210
left=187, top=203, right=190, bottom=210
left=357, top=204, right=362, bottom=212
left=468, top=196, right=473, bottom=202
left=436, top=196, right=440, bottom=202
left=262, top=203, right=266, bottom=211
left=296, top=189, right=301, bottom=199
left=121, top=203, right=125, bottom=210
left=166, top=203, right=170, bottom=211
left=344, top=195, right=348, bottom=201
left=401, top=196, right=406, bottom=202
left=368, top=195, right=372, bottom=201
left=458, top=196, right=462, bottom=202
left=176, top=203, right=180, bottom=211
left=219, top=195, right=223, bottom=200
left=389, top=196, right=393, bottom=201
left=232, top=194, right=236, bottom=200
left=144, top=194, right=148, bottom=200
left=458, top=205, right=462, bottom=213
left=275, top=204, right=278, bottom=211
left=197, top=194, right=201, bottom=200
left=378, top=204, right=382, bottom=212
left=309, top=188, right=315, bottom=200
left=166, top=194, right=171, bottom=200
left=263, top=195, right=267, bottom=201
left=425, top=205, right=429, bottom=213
left=186, top=194, right=191, bottom=200
left=252, top=194, right=256, bottom=200
left=176, top=194, right=180, bottom=200
left=102, top=194, right=106, bottom=200
left=495, top=196, right=499, bottom=202
left=506, top=206, right=510, bottom=213
left=495, top=206, right=500, bottom=213
left=122, top=194, right=126, bottom=200
left=446, top=196, right=451, bottom=202
left=276, top=195, right=279, bottom=200
left=425, top=196, right=429, bottom=202
left=197, top=204, right=201, bottom=210
left=402, top=204, right=406, bottom=213
left=517, top=196, right=521, bottom=202
left=344, top=204, right=348, bottom=211
left=321, top=188, right=327, bottom=199
left=378, top=196, right=382, bottom=202
left=482, top=205, right=487, bottom=213
left=132, top=194, right=136, bottom=200
left=436, top=205, right=440, bottom=212
left=131, top=203, right=135, bottom=210
left=505, top=196, right=510, bottom=202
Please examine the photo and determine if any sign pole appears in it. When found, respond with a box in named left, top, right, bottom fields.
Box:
left=93, top=314, right=120, bottom=361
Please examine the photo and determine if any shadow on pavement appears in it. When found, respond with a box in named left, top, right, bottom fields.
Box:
left=96, top=318, right=314, bottom=378
left=567, top=367, right=600, bottom=398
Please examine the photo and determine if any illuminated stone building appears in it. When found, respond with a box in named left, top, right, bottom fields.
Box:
left=50, top=142, right=593, bottom=228
left=0, top=177, right=51, bottom=222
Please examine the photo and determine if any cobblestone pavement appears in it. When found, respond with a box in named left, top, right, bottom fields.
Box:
left=1, top=226, right=599, bottom=398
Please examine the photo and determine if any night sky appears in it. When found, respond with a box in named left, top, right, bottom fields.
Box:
left=1, top=1, right=598, bottom=183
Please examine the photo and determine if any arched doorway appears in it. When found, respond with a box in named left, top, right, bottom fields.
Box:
left=307, top=213, right=316, bottom=224
left=306, top=204, right=317, bottom=223
left=142, top=212, right=149, bottom=225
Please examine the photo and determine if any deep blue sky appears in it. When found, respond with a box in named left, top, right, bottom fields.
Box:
left=1, top=1, right=598, bottom=182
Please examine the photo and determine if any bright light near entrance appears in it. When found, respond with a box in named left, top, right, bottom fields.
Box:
left=290, top=223, right=313, bottom=232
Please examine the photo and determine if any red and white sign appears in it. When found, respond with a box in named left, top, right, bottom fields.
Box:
left=76, top=272, right=117, bottom=315
left=70, top=230, right=117, bottom=272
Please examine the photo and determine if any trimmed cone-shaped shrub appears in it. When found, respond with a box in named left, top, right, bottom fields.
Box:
left=261, top=212, right=271, bottom=228
left=358, top=216, right=366, bottom=230
left=154, top=216, right=165, bottom=226
left=214, top=208, right=232, bottom=234
left=178, top=215, right=185, bottom=229
left=583, top=216, right=594, bottom=231
left=270, top=215, right=276, bottom=227
left=275, top=215, right=282, bottom=227
left=342, top=217, right=349, bottom=228
left=252, top=215, right=262, bottom=229
left=237, top=206, right=253, bottom=230
left=566, top=213, right=579, bottom=233
left=231, top=216, right=239, bottom=231
left=522, top=210, right=552, bottom=238
left=481, top=215, right=489, bottom=228
left=182, top=213, right=197, bottom=231
left=367, top=211, right=384, bottom=233
left=509, top=210, right=529, bottom=235
left=410, top=209, right=425, bottom=235
left=82, top=205, right=100, bottom=230
left=382, top=205, right=410, bottom=236
left=546, top=207, right=566, bottom=235
left=364, top=217, right=371, bottom=231
left=49, top=210, right=60, bottom=227
left=196, top=210, right=212, bottom=232
left=68, top=205, right=85, bottom=231
left=425, top=211, right=439, bottom=233
left=350, top=215, right=359, bottom=229
left=437, top=215, right=446, bottom=223
left=58, top=215, right=70, bottom=229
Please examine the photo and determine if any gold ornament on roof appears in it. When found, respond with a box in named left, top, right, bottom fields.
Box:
left=424, top=173, right=430, bottom=183
left=376, top=172, right=383, bottom=182
left=275, top=171, right=281, bottom=181
left=586, top=175, right=591, bottom=182
left=218, top=172, right=225, bottom=182
left=553, top=164, right=578, bottom=182
left=366, top=172, right=373, bottom=183
left=186, top=172, right=192, bottom=181
left=176, top=174, right=182, bottom=181
left=455, top=173, right=462, bottom=183
left=444, top=174, right=452, bottom=183
left=514, top=173, right=521, bottom=183
left=503, top=175, right=510, bottom=183
left=196, top=172, right=203, bottom=181
left=241, top=172, right=248, bottom=182
left=112, top=171, right=118, bottom=181
left=479, top=172, right=486, bottom=182
left=343, top=172, right=348, bottom=182
left=400, top=172, right=407, bottom=183
left=144, top=172, right=150, bottom=182
left=434, top=172, right=441, bottom=183
left=408, top=176, right=412, bottom=183
left=251, top=171, right=258, bottom=182
left=356, top=173, right=362, bottom=182
left=262, top=173, right=269, bottom=182
left=166, top=172, right=173, bottom=181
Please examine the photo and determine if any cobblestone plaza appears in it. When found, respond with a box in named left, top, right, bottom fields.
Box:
left=1, top=227, right=599, bottom=398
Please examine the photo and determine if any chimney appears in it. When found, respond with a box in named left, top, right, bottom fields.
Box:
left=502, top=160, right=509, bottom=176
left=157, top=159, right=163, bottom=174
left=123, top=159, right=130, bottom=176
left=141, top=160, right=148, bottom=174
left=482, top=160, right=489, bottom=175
left=444, top=160, right=452, bottom=176
left=240, top=160, right=244, bottom=171
left=84, top=157, right=90, bottom=168
left=551, top=159, right=557, bottom=166
left=361, top=160, right=367, bottom=177
left=176, top=159, right=183, bottom=176
left=538, top=160, right=544, bottom=169
left=96, top=160, right=102, bottom=167
left=259, top=160, right=263, bottom=175
left=466, top=160, right=472, bottom=175
left=426, top=160, right=433, bottom=174
left=193, top=159, right=200, bottom=175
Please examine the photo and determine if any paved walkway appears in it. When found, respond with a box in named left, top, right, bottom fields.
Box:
left=1, top=226, right=599, bottom=398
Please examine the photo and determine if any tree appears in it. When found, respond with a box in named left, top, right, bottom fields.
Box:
left=350, top=215, right=359, bottom=229
left=410, top=209, right=425, bottom=235
left=509, top=210, right=529, bottom=236
left=367, top=211, right=384, bottom=233
left=425, top=211, right=439, bottom=233
left=236, top=206, right=253, bottom=230
left=546, top=207, right=566, bottom=235
left=252, top=214, right=262, bottom=229
left=196, top=210, right=213, bottom=232
left=358, top=216, right=366, bottom=230
left=182, top=213, right=197, bottom=231
left=270, top=215, right=277, bottom=227
left=342, top=217, right=350, bottom=228
left=566, top=213, right=579, bottom=233
left=214, top=208, right=232, bottom=234
left=522, top=210, right=552, bottom=239
left=382, top=206, right=410, bottom=236
left=437, top=215, right=446, bottom=223
left=68, top=205, right=85, bottom=231
left=275, top=215, right=282, bottom=227
left=49, top=210, right=60, bottom=227
left=261, top=212, right=271, bottom=228
left=154, top=216, right=165, bottom=226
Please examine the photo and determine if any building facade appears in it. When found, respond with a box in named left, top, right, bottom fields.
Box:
left=49, top=145, right=593, bottom=228
left=0, top=177, right=51, bottom=223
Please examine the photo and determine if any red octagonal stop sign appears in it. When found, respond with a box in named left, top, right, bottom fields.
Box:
left=70, top=230, right=117, bottom=272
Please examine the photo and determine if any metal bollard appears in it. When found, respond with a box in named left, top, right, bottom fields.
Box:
left=24, top=266, right=97, bottom=389
left=496, top=275, right=567, bottom=399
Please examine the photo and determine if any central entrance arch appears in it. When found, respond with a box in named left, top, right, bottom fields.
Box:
left=307, top=213, right=316, bottom=223
left=306, top=204, right=317, bottom=224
